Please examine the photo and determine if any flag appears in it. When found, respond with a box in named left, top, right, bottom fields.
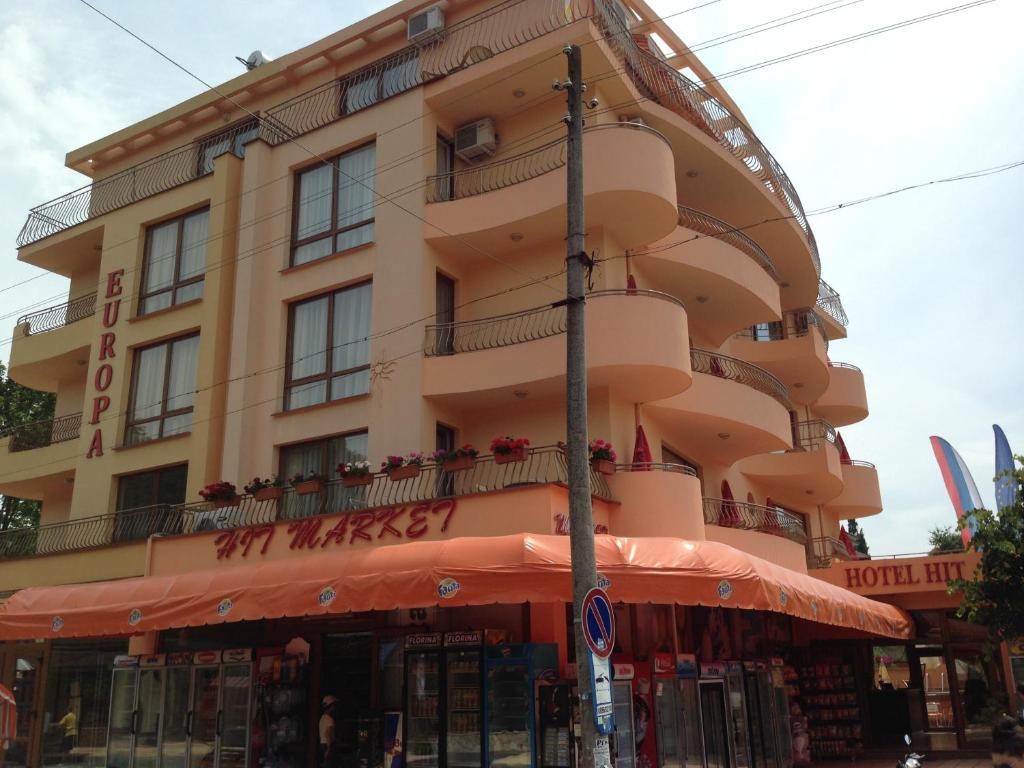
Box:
left=930, top=436, right=983, bottom=546
left=993, top=425, right=1016, bottom=513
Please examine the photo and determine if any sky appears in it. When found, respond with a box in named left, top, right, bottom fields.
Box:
left=0, top=0, right=1021, bottom=555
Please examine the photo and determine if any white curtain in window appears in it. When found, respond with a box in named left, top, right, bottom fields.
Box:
left=343, top=76, right=379, bottom=114
left=166, top=336, right=200, bottom=412
left=291, top=298, right=329, bottom=379
left=179, top=211, right=209, bottom=280
left=337, top=144, right=375, bottom=230
left=296, top=165, right=332, bottom=240
left=133, top=345, right=167, bottom=420
left=332, top=283, right=372, bottom=373
left=145, top=221, right=178, bottom=293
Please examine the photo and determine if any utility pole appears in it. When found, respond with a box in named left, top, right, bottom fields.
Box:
left=557, top=44, right=605, bottom=768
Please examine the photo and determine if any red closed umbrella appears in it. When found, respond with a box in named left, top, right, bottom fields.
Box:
left=632, top=424, right=652, bottom=469
left=839, top=526, right=858, bottom=559
left=626, top=274, right=637, bottom=295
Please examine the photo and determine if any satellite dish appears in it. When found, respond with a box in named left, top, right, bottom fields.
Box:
left=235, top=49, right=271, bottom=71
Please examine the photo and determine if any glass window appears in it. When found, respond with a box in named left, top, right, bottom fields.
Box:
left=139, top=209, right=209, bottom=315
left=126, top=335, right=199, bottom=446
left=285, top=282, right=371, bottom=410
left=291, top=144, right=376, bottom=265
left=115, top=464, right=188, bottom=541
left=280, top=432, right=368, bottom=519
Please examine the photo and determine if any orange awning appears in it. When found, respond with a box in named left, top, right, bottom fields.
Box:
left=0, top=534, right=912, bottom=640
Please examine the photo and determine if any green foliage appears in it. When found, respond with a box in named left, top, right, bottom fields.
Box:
left=950, top=457, right=1024, bottom=648
left=929, top=525, right=965, bottom=554
left=0, top=362, right=55, bottom=530
left=847, top=518, right=870, bottom=556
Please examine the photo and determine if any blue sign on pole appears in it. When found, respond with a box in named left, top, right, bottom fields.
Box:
left=582, top=587, right=615, bottom=658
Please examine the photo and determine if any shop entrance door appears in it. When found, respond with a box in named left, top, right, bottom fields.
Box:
left=698, top=681, right=732, bottom=768
left=743, top=672, right=776, bottom=768
left=912, top=647, right=956, bottom=750
left=0, top=646, right=45, bottom=768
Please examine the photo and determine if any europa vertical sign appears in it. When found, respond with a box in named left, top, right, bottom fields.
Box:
left=86, top=269, right=124, bottom=459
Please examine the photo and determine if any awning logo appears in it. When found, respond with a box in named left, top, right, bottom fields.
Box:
left=128, top=609, right=143, bottom=626
left=318, top=586, right=337, bottom=607
left=779, top=588, right=788, bottom=607
left=810, top=599, right=819, bottom=617
left=51, top=616, right=64, bottom=633
left=216, top=598, right=234, bottom=617
left=717, top=580, right=733, bottom=600
left=437, top=578, right=461, bottom=599
left=597, top=573, right=611, bottom=590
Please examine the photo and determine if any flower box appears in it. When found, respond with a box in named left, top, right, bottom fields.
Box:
left=442, top=455, right=475, bottom=473
left=254, top=487, right=284, bottom=502
left=213, top=495, right=241, bottom=509
left=495, top=447, right=528, bottom=464
left=387, top=465, right=421, bottom=482
left=295, top=479, right=325, bottom=496
left=591, top=459, right=616, bottom=476
left=342, top=475, right=373, bottom=488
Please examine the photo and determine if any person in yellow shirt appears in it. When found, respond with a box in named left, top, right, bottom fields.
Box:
left=57, top=708, right=77, bottom=756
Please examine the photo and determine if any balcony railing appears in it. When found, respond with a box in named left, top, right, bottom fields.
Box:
left=827, top=361, right=860, bottom=372
left=0, top=445, right=611, bottom=560
left=424, top=289, right=683, bottom=356
left=615, top=461, right=697, bottom=477
left=690, top=348, right=792, bottom=410
left=19, top=0, right=816, bottom=278
left=841, top=458, right=875, bottom=469
left=793, top=419, right=837, bottom=451
left=676, top=206, right=778, bottom=280
left=594, top=0, right=818, bottom=276
left=736, top=309, right=829, bottom=352
left=16, top=293, right=97, bottom=336
left=808, top=535, right=856, bottom=568
left=3, top=413, right=83, bottom=453
left=702, top=497, right=808, bottom=544
left=816, top=279, right=848, bottom=327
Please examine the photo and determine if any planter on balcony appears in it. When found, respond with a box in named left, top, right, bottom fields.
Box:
left=495, top=448, right=528, bottom=465
left=295, top=479, right=325, bottom=496
left=442, top=456, right=475, bottom=473
left=387, top=465, right=421, bottom=482
left=212, top=496, right=241, bottom=509
left=591, top=459, right=616, bottom=476
left=342, top=475, right=373, bottom=488
left=254, top=487, right=284, bottom=502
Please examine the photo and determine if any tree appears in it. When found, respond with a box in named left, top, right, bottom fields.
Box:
left=928, top=525, right=964, bottom=554
left=950, top=457, right=1024, bottom=649
left=0, top=362, right=55, bottom=530
left=847, top=518, right=870, bottom=557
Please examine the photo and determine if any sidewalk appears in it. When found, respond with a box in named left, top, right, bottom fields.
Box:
left=817, top=759, right=991, bottom=768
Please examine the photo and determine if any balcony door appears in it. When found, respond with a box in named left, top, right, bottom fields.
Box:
left=435, top=273, right=455, bottom=355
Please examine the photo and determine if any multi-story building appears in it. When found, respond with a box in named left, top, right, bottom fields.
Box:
left=0, top=0, right=1008, bottom=765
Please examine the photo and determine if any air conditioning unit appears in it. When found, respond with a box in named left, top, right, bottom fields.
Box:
left=618, top=115, right=647, bottom=127
left=407, top=6, right=445, bottom=43
left=454, top=118, right=497, bottom=162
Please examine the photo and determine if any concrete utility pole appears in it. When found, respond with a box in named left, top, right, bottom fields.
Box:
left=558, top=43, right=604, bottom=768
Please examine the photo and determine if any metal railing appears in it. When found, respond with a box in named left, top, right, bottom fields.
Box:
left=614, top=462, right=697, bottom=477
left=4, top=413, right=83, bottom=452
left=841, top=458, right=875, bottom=469
left=793, top=419, right=837, bottom=451
left=808, top=535, right=856, bottom=568
left=594, top=0, right=819, bottom=276
left=827, top=361, right=860, bottom=372
left=736, top=309, right=829, bottom=352
left=676, top=206, right=778, bottom=280
left=18, top=0, right=817, bottom=274
left=690, top=348, right=792, bottom=409
left=702, top=497, right=807, bottom=544
left=816, top=279, right=848, bottom=327
left=16, top=292, right=97, bottom=336
left=424, top=289, right=683, bottom=356
left=0, top=445, right=611, bottom=560
left=425, top=122, right=667, bottom=203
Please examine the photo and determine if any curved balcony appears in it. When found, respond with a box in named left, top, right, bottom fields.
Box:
left=815, top=362, right=869, bottom=427
left=702, top=497, right=809, bottom=573
left=8, top=294, right=96, bottom=392
left=635, top=207, right=781, bottom=344
left=827, top=459, right=883, bottom=518
left=606, top=462, right=704, bottom=540
left=738, top=419, right=843, bottom=507
left=646, top=349, right=792, bottom=464
left=730, top=310, right=829, bottom=404
left=808, top=536, right=857, bottom=569
left=816, top=279, right=849, bottom=339
left=423, top=290, right=690, bottom=408
left=423, top=123, right=678, bottom=253
left=0, top=416, right=79, bottom=499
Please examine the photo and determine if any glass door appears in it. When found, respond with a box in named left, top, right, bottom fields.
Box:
left=132, top=668, right=164, bottom=768
left=612, top=682, right=634, bottom=768
left=406, top=651, right=441, bottom=768
left=188, top=666, right=221, bottom=768
left=160, top=667, right=191, bottom=768
left=448, top=649, right=482, bottom=768
left=726, top=670, right=751, bottom=768
left=218, top=664, right=252, bottom=768
left=678, top=680, right=703, bottom=768
left=699, top=681, right=732, bottom=768
left=744, top=673, right=770, bottom=768
left=654, top=683, right=682, bottom=768
left=107, top=668, right=139, bottom=768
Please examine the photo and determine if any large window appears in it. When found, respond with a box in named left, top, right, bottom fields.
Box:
left=115, top=464, right=188, bottom=541
left=126, top=335, right=200, bottom=446
left=292, top=143, right=376, bottom=265
left=286, top=282, right=372, bottom=410
left=139, top=209, right=209, bottom=315
left=280, top=432, right=368, bottom=518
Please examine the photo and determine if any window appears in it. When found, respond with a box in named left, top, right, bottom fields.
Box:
left=292, top=143, right=376, bottom=265
left=280, top=432, right=368, bottom=518
left=286, top=282, right=372, bottom=409
left=662, top=445, right=701, bottom=478
left=115, top=464, right=188, bottom=541
left=126, top=335, right=200, bottom=446
left=340, top=58, right=421, bottom=116
left=435, top=134, right=454, bottom=201
left=139, top=209, right=209, bottom=315
left=435, top=272, right=455, bottom=354
left=197, top=118, right=260, bottom=176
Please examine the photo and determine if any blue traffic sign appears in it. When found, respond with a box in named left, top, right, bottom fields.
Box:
left=581, top=587, right=615, bottom=658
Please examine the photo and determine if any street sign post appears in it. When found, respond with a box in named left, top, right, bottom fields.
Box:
left=581, top=587, right=615, bottom=658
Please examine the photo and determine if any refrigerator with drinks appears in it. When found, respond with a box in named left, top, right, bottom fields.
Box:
left=483, top=644, right=557, bottom=768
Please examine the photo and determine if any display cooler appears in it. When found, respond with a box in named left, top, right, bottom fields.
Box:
left=698, top=663, right=734, bottom=768
left=484, top=643, right=557, bottom=768
left=649, top=655, right=701, bottom=768
left=742, top=661, right=793, bottom=768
